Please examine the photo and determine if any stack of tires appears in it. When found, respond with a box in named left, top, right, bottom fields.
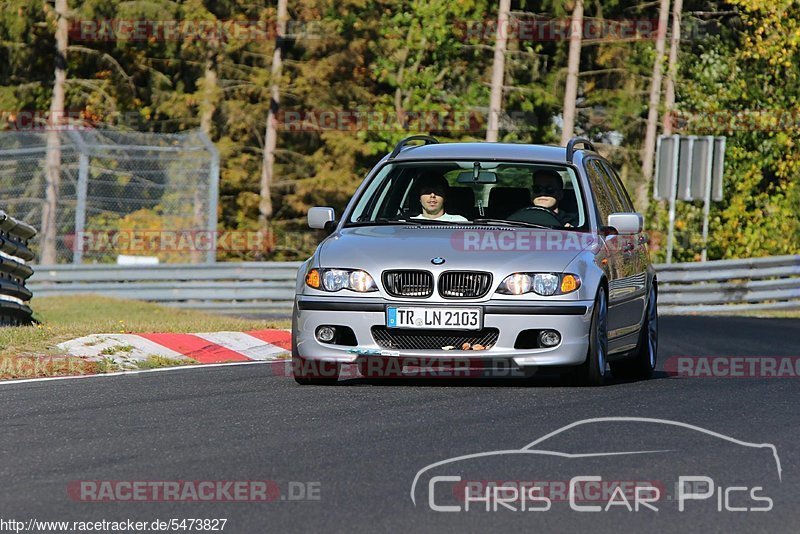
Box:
left=0, top=211, right=36, bottom=325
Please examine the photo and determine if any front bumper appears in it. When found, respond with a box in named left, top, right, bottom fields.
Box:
left=293, top=296, right=594, bottom=369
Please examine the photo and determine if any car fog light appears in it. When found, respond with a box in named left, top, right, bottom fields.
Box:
left=539, top=330, right=561, bottom=347
left=316, top=326, right=336, bottom=343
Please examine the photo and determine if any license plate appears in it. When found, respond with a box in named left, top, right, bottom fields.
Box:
left=386, top=307, right=482, bottom=330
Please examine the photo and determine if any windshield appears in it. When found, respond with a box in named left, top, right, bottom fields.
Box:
left=346, top=161, right=587, bottom=230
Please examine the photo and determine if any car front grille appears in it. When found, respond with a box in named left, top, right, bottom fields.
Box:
left=383, top=270, right=433, bottom=298
left=371, top=327, right=499, bottom=350
left=438, top=271, right=492, bottom=298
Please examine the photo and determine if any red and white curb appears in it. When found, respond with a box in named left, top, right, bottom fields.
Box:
left=58, top=329, right=291, bottom=368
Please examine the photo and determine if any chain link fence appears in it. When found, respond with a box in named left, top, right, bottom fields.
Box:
left=0, top=128, right=218, bottom=264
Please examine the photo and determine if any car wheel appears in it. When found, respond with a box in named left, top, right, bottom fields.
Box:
left=573, top=286, right=608, bottom=386
left=610, top=284, right=658, bottom=381
left=292, top=336, right=339, bottom=385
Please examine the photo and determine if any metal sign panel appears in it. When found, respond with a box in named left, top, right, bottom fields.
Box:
left=654, top=135, right=679, bottom=200
left=655, top=134, right=726, bottom=202
left=690, top=136, right=714, bottom=201
left=676, top=136, right=695, bottom=200
left=712, top=136, right=726, bottom=201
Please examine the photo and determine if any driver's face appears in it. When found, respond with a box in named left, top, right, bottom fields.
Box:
left=419, top=190, right=445, bottom=217
left=532, top=175, right=563, bottom=210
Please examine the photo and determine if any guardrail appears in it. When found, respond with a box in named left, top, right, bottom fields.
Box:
left=0, top=211, right=37, bottom=324
left=28, top=262, right=301, bottom=316
left=656, top=255, right=800, bottom=314
left=27, top=256, right=800, bottom=317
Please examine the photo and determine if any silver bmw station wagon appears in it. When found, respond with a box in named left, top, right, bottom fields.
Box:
left=291, top=136, right=657, bottom=386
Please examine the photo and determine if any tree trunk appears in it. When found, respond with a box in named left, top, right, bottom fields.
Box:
left=259, top=0, right=288, bottom=226
left=41, top=0, right=68, bottom=264
left=486, top=0, right=510, bottom=142
left=200, top=45, right=217, bottom=137
left=662, top=0, right=683, bottom=135
left=641, top=0, right=671, bottom=189
left=560, top=0, right=584, bottom=147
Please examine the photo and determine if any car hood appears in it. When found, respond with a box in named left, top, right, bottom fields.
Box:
left=318, top=225, right=593, bottom=273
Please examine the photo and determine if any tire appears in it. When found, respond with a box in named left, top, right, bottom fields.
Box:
left=573, top=286, right=609, bottom=386
left=292, top=335, right=339, bottom=385
left=610, top=284, right=658, bottom=381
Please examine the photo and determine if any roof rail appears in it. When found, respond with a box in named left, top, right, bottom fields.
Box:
left=566, top=137, right=596, bottom=163
left=388, top=135, right=439, bottom=160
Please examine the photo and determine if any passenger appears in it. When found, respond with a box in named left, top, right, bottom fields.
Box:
left=510, top=169, right=578, bottom=227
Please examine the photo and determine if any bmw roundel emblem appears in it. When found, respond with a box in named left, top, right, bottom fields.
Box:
left=431, top=257, right=446, bottom=265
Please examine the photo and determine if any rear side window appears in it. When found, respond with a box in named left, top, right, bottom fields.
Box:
left=598, top=160, right=634, bottom=212
left=585, top=160, right=617, bottom=224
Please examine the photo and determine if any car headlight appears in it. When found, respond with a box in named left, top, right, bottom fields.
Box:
left=496, top=273, right=581, bottom=296
left=306, top=268, right=378, bottom=293
left=532, top=273, right=560, bottom=295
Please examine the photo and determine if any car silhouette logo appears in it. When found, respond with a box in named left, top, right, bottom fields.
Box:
left=410, top=416, right=783, bottom=507
left=431, top=257, right=446, bottom=265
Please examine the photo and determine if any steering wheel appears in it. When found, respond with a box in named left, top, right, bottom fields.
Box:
left=507, top=206, right=563, bottom=226
left=396, top=206, right=419, bottom=220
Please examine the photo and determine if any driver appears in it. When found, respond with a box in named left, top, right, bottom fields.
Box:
left=509, top=169, right=578, bottom=227
left=411, top=174, right=468, bottom=222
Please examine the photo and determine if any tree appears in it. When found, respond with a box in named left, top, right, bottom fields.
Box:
left=259, top=0, right=288, bottom=226
left=640, top=0, right=670, bottom=197
left=486, top=0, right=510, bottom=142
left=41, top=0, right=68, bottom=264
left=674, top=0, right=800, bottom=260
left=662, top=0, right=683, bottom=135
left=560, top=0, right=584, bottom=146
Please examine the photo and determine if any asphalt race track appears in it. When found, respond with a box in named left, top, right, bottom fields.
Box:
left=1, top=315, right=799, bottom=533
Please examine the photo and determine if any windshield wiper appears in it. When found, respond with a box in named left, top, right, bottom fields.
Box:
left=471, top=218, right=550, bottom=229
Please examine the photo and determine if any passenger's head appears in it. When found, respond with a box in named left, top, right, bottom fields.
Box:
left=531, top=169, right=564, bottom=210
left=416, top=173, right=449, bottom=218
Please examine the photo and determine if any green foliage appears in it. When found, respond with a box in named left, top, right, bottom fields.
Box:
left=666, top=0, right=800, bottom=261
left=2, top=0, right=796, bottom=261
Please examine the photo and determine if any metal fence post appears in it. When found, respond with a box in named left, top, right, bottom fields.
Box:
left=199, top=131, right=219, bottom=263
left=700, top=135, right=714, bottom=262
left=665, top=134, right=680, bottom=264
left=73, top=152, right=89, bottom=264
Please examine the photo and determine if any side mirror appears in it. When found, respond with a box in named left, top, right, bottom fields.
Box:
left=607, top=212, right=643, bottom=235
left=308, top=207, right=336, bottom=230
